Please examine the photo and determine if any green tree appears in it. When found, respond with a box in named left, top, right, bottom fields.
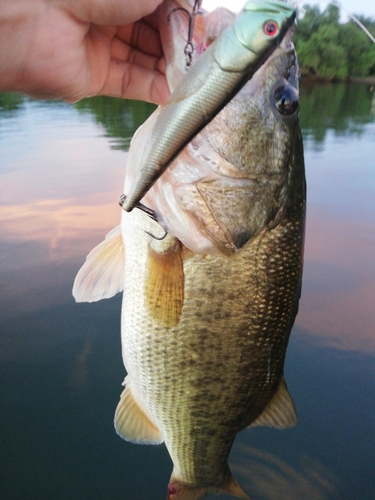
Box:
left=295, top=4, right=322, bottom=41
left=320, top=4, right=340, bottom=26
left=340, top=21, right=375, bottom=76
left=296, top=23, right=348, bottom=79
left=295, top=4, right=375, bottom=79
left=0, top=92, right=25, bottom=113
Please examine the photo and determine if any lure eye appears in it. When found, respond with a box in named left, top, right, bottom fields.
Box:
left=274, top=86, right=299, bottom=116
left=264, top=21, right=279, bottom=37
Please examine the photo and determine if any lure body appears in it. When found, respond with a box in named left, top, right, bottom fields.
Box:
left=122, top=0, right=296, bottom=211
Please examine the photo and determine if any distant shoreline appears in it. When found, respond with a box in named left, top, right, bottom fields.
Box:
left=301, top=75, right=375, bottom=86
left=348, top=76, right=375, bottom=85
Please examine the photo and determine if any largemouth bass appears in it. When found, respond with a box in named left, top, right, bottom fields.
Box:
left=73, top=1, right=305, bottom=499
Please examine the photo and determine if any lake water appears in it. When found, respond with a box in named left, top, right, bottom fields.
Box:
left=1, top=83, right=374, bottom=500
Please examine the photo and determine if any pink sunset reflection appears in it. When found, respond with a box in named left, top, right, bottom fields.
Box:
left=296, top=208, right=375, bottom=352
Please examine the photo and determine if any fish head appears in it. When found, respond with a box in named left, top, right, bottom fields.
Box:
left=127, top=1, right=303, bottom=256
left=204, top=23, right=301, bottom=173
left=144, top=21, right=303, bottom=256
left=193, top=26, right=302, bottom=254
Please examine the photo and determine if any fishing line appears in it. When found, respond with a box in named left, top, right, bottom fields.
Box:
left=287, top=0, right=375, bottom=43
left=328, top=0, right=375, bottom=43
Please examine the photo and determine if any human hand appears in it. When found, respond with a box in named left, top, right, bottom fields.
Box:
left=0, top=0, right=170, bottom=104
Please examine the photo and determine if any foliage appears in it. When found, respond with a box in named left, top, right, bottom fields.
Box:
left=0, top=92, right=25, bottom=113
left=295, top=4, right=375, bottom=79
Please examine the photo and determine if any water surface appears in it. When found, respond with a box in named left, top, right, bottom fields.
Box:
left=1, top=83, right=374, bottom=500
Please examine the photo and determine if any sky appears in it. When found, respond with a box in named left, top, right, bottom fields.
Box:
left=202, top=0, right=375, bottom=20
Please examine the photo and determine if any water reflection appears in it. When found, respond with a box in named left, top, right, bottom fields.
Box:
left=300, top=83, right=375, bottom=144
left=1, top=84, right=375, bottom=500
left=297, top=83, right=375, bottom=352
left=232, top=444, right=341, bottom=500
left=296, top=212, right=375, bottom=351
left=68, top=338, right=93, bottom=391
left=0, top=93, right=126, bottom=319
left=74, top=96, right=156, bottom=150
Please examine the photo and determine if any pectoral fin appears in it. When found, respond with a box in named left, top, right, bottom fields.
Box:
left=72, top=225, right=124, bottom=303
left=114, top=378, right=163, bottom=445
left=144, top=235, right=184, bottom=328
left=250, top=377, right=297, bottom=429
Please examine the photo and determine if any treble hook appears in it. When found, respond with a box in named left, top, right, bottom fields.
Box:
left=119, top=194, right=168, bottom=240
left=168, top=0, right=203, bottom=68
left=144, top=228, right=168, bottom=241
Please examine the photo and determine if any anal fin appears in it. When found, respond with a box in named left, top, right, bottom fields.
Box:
left=250, top=377, right=297, bottom=429
left=114, top=378, right=163, bottom=445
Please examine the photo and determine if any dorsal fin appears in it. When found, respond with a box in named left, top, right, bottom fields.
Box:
left=114, top=377, right=163, bottom=445
left=144, top=235, right=184, bottom=328
left=250, top=377, right=297, bottom=429
left=72, top=225, right=124, bottom=303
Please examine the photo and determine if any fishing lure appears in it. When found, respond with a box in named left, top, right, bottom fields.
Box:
left=121, top=0, right=297, bottom=212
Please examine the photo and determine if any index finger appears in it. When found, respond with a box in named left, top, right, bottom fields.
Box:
left=65, top=0, right=164, bottom=25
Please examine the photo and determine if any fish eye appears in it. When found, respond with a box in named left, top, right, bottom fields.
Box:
left=274, top=86, right=299, bottom=116
left=264, top=21, right=279, bottom=37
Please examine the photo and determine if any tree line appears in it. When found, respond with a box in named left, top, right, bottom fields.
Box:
left=295, top=4, right=375, bottom=79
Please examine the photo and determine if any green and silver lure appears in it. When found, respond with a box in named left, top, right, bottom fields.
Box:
left=122, top=0, right=297, bottom=212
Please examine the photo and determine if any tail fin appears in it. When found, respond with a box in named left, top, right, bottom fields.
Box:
left=167, top=474, right=251, bottom=499
left=219, top=475, right=251, bottom=499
